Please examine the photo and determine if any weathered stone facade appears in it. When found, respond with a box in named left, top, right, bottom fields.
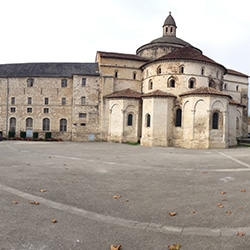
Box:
left=0, top=13, right=248, bottom=148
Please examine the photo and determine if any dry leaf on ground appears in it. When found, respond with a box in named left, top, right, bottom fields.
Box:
left=226, top=210, right=232, bottom=214
left=169, top=212, right=177, bottom=216
left=220, top=191, right=226, bottom=195
left=240, top=189, right=246, bottom=192
left=168, top=243, right=181, bottom=250
left=113, top=195, right=122, bottom=199
left=12, top=201, right=18, bottom=204
left=51, top=219, right=57, bottom=223
left=40, top=189, right=46, bottom=193
left=111, top=244, right=122, bottom=250
left=29, top=201, right=40, bottom=205
left=236, top=232, right=245, bottom=236
left=216, top=203, right=224, bottom=208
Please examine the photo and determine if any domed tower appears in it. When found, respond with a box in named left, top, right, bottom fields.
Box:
left=163, top=12, right=177, bottom=37
left=136, top=12, right=200, bottom=60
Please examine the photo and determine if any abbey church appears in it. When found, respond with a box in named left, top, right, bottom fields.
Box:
left=0, top=13, right=248, bottom=148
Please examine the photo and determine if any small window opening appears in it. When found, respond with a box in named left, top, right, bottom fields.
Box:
left=212, top=112, right=219, bottom=129
left=146, top=114, right=151, bottom=127
left=175, top=109, right=182, bottom=127
left=127, top=114, right=133, bottom=126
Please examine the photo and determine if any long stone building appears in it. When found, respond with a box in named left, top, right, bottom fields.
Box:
left=0, top=13, right=248, bottom=148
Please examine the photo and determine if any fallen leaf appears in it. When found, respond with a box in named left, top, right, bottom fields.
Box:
left=221, top=198, right=228, bottom=201
left=169, top=212, right=177, bottom=216
left=29, top=201, right=40, bottom=205
left=124, top=199, right=129, bottom=202
left=51, top=219, right=57, bottom=223
left=238, top=206, right=244, bottom=210
left=111, top=245, right=122, bottom=250
left=236, top=232, right=245, bottom=236
left=220, top=191, right=226, bottom=195
left=240, top=189, right=246, bottom=193
left=40, top=189, right=46, bottom=193
left=217, top=203, right=224, bottom=208
left=113, top=195, right=122, bottom=199
left=226, top=210, right=232, bottom=214
left=12, top=201, right=18, bottom=204
left=191, top=211, right=196, bottom=214
left=168, top=243, right=181, bottom=250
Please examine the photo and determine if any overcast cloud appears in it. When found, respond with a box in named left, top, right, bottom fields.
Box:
left=0, top=0, right=249, bottom=96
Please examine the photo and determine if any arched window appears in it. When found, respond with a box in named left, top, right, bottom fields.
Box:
left=209, top=80, right=215, bottom=88
left=42, top=118, right=50, bottom=131
left=127, top=114, right=133, bottom=126
left=166, top=27, right=168, bottom=33
left=60, top=119, right=67, bottom=132
left=9, top=117, right=16, bottom=132
left=175, top=109, right=182, bottom=127
left=201, top=67, right=205, bottom=75
left=81, top=96, right=86, bottom=105
left=224, top=83, right=227, bottom=90
left=133, top=72, right=137, bottom=80
left=146, top=114, right=151, bottom=127
left=212, top=112, right=219, bottom=129
left=26, top=118, right=33, bottom=129
left=236, top=117, right=240, bottom=130
left=114, top=71, right=118, bottom=78
left=169, top=79, right=175, bottom=88
left=188, top=78, right=195, bottom=89
left=148, top=80, right=153, bottom=90
left=157, top=66, right=162, bottom=75
left=236, top=85, right=239, bottom=91
left=180, top=65, right=184, bottom=74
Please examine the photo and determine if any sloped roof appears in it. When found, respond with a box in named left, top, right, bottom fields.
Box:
left=142, top=89, right=176, bottom=98
left=226, top=69, right=249, bottom=78
left=0, top=63, right=99, bottom=78
left=180, top=87, right=232, bottom=98
left=155, top=46, right=226, bottom=70
left=105, top=88, right=141, bottom=99
left=97, top=51, right=148, bottom=62
left=229, top=99, right=246, bottom=107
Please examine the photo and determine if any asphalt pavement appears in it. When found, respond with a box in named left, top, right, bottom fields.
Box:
left=0, top=141, right=250, bottom=250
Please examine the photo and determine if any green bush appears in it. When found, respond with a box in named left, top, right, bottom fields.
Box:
left=45, top=132, right=52, bottom=139
left=33, top=132, right=38, bottom=139
left=20, top=131, right=26, bottom=139
left=8, top=131, right=15, bottom=138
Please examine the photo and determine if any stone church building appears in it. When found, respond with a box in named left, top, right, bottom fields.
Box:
left=0, top=13, right=248, bottom=148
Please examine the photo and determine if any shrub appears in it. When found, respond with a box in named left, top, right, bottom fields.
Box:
left=33, top=132, right=38, bottom=139
left=8, top=131, right=15, bottom=138
left=45, top=132, right=52, bottom=140
left=20, top=131, right=26, bottom=139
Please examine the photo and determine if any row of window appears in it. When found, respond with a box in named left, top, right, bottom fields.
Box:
left=148, top=78, right=196, bottom=90
left=10, top=107, right=50, bottom=113
left=26, top=78, right=87, bottom=88
left=144, top=110, right=220, bottom=129
left=10, top=97, right=87, bottom=106
left=148, top=78, right=240, bottom=92
left=114, top=71, right=137, bottom=80
left=9, top=117, right=68, bottom=132
left=154, top=66, right=221, bottom=78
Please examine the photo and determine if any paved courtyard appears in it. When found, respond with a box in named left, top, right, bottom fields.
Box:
left=0, top=141, right=250, bottom=250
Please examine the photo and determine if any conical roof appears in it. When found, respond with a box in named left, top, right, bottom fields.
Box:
left=163, top=12, right=176, bottom=27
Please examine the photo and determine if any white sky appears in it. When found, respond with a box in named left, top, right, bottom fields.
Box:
left=0, top=0, right=249, bottom=77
